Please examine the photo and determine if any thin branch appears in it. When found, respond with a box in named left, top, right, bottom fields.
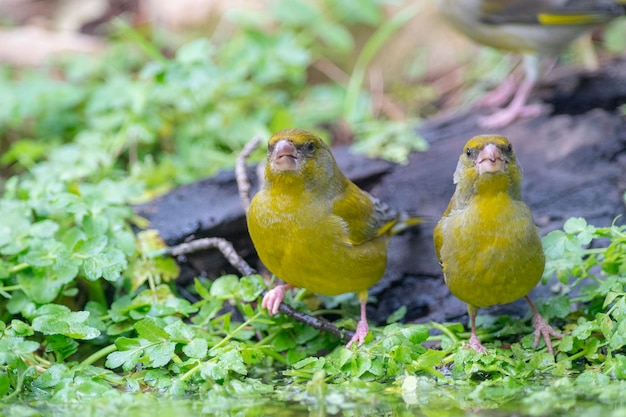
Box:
left=167, top=237, right=254, bottom=276
left=236, top=135, right=262, bottom=214
left=278, top=303, right=355, bottom=341
left=166, top=236, right=356, bottom=342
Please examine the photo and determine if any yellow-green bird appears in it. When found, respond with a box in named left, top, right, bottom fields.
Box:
left=247, top=128, right=421, bottom=347
left=434, top=135, right=562, bottom=353
left=437, top=0, right=626, bottom=128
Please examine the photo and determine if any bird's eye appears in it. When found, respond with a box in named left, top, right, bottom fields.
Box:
left=305, top=141, right=316, bottom=153
left=465, top=148, right=471, bottom=157
left=506, top=144, right=512, bottom=153
left=268, top=143, right=274, bottom=153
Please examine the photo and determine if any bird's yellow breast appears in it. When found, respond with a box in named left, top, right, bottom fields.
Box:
left=438, top=190, right=544, bottom=308
left=247, top=190, right=388, bottom=296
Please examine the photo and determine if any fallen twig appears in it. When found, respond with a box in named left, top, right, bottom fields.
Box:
left=166, top=237, right=254, bottom=276
left=236, top=136, right=262, bottom=214
left=165, top=234, right=355, bottom=342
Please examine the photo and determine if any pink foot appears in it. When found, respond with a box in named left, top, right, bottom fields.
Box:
left=464, top=334, right=487, bottom=353
left=532, top=313, right=563, bottom=355
left=476, top=59, right=547, bottom=129
left=261, top=284, right=293, bottom=316
left=346, top=319, right=369, bottom=348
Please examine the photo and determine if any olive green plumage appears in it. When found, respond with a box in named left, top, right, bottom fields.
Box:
left=438, top=0, right=626, bottom=55
left=247, top=128, right=421, bottom=347
left=434, top=135, right=561, bottom=353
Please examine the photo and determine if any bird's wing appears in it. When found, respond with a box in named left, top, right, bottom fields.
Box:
left=332, top=183, right=399, bottom=246
left=433, top=193, right=455, bottom=263
left=478, top=0, right=548, bottom=24
left=479, top=0, right=624, bottom=25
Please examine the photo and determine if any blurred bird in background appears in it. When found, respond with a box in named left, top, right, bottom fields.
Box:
left=437, top=0, right=626, bottom=128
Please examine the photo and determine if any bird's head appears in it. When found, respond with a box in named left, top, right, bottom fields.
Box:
left=454, top=135, right=522, bottom=198
left=264, top=128, right=343, bottom=191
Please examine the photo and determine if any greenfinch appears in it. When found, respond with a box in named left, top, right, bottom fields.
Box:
left=247, top=128, right=421, bottom=347
left=434, top=135, right=562, bottom=353
left=437, top=0, right=626, bottom=128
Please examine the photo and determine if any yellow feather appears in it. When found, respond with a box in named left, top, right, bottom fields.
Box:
left=537, top=13, right=609, bottom=25
left=248, top=128, right=421, bottom=296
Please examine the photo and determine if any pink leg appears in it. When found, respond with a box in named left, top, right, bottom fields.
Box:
left=477, top=78, right=545, bottom=128
left=465, top=304, right=487, bottom=353
left=478, top=54, right=547, bottom=129
left=476, top=73, right=519, bottom=108
left=346, top=291, right=369, bottom=348
left=525, top=296, right=563, bottom=355
left=261, top=284, right=294, bottom=316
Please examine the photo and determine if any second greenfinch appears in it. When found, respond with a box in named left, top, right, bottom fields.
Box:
left=437, top=0, right=626, bottom=128
left=434, top=135, right=562, bottom=354
left=247, top=128, right=421, bottom=347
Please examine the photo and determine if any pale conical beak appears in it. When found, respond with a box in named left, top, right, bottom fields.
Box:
left=476, top=143, right=505, bottom=174
left=271, top=140, right=298, bottom=171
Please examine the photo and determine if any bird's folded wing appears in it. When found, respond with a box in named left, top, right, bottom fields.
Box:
left=332, top=184, right=399, bottom=246
left=478, top=0, right=625, bottom=25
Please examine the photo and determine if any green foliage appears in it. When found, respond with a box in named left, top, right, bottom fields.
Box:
left=0, top=1, right=430, bottom=404
left=2, top=168, right=626, bottom=411
left=604, top=17, right=626, bottom=54
left=1, top=0, right=427, bottom=200
left=541, top=217, right=626, bottom=369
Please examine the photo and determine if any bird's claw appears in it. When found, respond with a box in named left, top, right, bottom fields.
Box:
left=261, top=285, right=291, bottom=316
left=532, top=313, right=563, bottom=355
left=346, top=319, right=369, bottom=348
left=465, top=334, right=487, bottom=353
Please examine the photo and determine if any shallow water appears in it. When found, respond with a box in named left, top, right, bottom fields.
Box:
left=4, top=376, right=626, bottom=417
